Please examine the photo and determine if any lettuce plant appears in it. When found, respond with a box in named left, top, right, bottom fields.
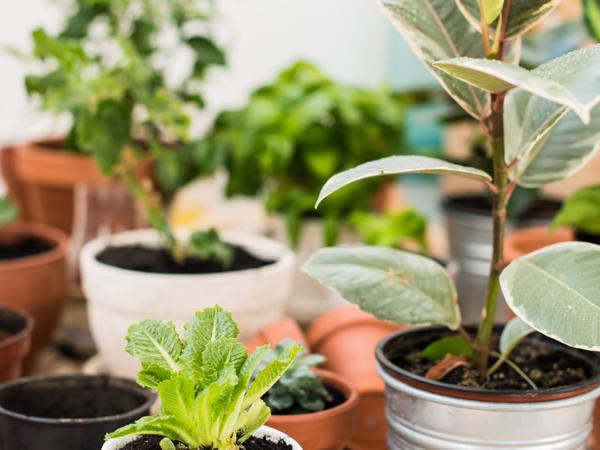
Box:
left=262, top=341, right=331, bottom=414
left=304, top=0, right=600, bottom=379
left=0, top=197, right=18, bottom=227
left=197, top=61, right=426, bottom=247
left=22, top=0, right=229, bottom=264
left=107, top=306, right=301, bottom=450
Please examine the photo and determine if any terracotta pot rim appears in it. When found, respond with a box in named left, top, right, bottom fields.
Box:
left=0, top=305, right=33, bottom=352
left=0, top=375, right=155, bottom=426
left=308, top=306, right=398, bottom=349
left=268, top=369, right=359, bottom=423
left=376, top=326, right=600, bottom=403
left=0, top=222, right=68, bottom=272
left=505, top=226, right=574, bottom=261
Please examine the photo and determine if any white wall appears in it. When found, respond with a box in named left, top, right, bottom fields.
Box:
left=0, top=0, right=394, bottom=144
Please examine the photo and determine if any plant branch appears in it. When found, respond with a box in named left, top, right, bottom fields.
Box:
left=489, top=351, right=538, bottom=390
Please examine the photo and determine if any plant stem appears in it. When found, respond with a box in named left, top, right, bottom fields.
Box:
left=474, top=98, right=509, bottom=375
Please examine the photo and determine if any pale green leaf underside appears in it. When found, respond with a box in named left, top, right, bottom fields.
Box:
left=316, top=155, right=491, bottom=207
left=499, top=317, right=533, bottom=355
left=303, top=246, right=460, bottom=329
left=501, top=242, right=600, bottom=351
left=435, top=56, right=598, bottom=123
left=379, top=0, right=490, bottom=119
left=455, top=0, right=560, bottom=38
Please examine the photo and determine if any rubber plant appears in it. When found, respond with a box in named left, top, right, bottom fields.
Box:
left=261, top=341, right=331, bottom=415
left=197, top=61, right=425, bottom=247
left=304, top=0, right=600, bottom=379
left=105, top=306, right=301, bottom=449
left=24, top=0, right=229, bottom=264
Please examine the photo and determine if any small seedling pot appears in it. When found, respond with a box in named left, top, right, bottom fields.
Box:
left=102, top=425, right=303, bottom=450
left=377, top=326, right=600, bottom=449
left=80, top=229, right=295, bottom=378
left=267, top=369, right=359, bottom=450
left=504, top=227, right=574, bottom=262
left=0, top=374, right=154, bottom=450
left=307, top=306, right=403, bottom=450
left=0, top=221, right=68, bottom=353
left=0, top=305, right=33, bottom=382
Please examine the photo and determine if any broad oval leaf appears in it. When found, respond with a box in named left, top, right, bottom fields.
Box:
left=316, top=155, right=491, bottom=207
left=379, top=0, right=490, bottom=119
left=501, top=242, right=600, bottom=351
left=499, top=317, right=533, bottom=355
left=455, top=0, right=560, bottom=39
left=421, top=336, right=474, bottom=361
left=302, top=246, right=461, bottom=329
left=435, top=56, right=597, bottom=123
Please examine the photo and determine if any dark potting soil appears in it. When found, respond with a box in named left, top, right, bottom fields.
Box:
left=575, top=230, right=600, bottom=245
left=391, top=332, right=591, bottom=390
left=269, top=384, right=346, bottom=416
left=120, top=435, right=293, bottom=450
left=444, top=194, right=561, bottom=221
left=0, top=237, right=54, bottom=261
left=96, top=245, right=274, bottom=274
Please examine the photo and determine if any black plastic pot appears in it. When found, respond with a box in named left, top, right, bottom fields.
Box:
left=0, top=375, right=154, bottom=450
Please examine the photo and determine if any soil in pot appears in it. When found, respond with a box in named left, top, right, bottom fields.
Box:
left=268, top=384, right=346, bottom=416
left=0, top=236, right=54, bottom=261
left=97, top=245, right=274, bottom=274
left=385, top=327, right=598, bottom=392
left=119, top=435, right=293, bottom=450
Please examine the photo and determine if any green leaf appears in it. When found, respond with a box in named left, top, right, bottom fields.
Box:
left=244, top=344, right=301, bottom=409
left=0, top=197, right=19, bottom=227
left=436, top=51, right=600, bottom=123
left=199, top=339, right=247, bottom=387
left=76, top=100, right=132, bottom=174
left=316, top=156, right=491, bottom=207
left=236, top=400, right=271, bottom=443
left=504, top=46, right=600, bottom=186
left=584, top=0, right=600, bottom=41
left=106, top=416, right=186, bottom=443
left=136, top=364, right=173, bottom=390
left=160, top=438, right=177, bottom=450
left=500, top=242, right=600, bottom=351
left=380, top=0, right=490, bottom=119
left=552, top=185, right=600, bottom=235
left=456, top=0, right=560, bottom=38
left=421, top=336, right=474, bottom=361
left=188, top=36, right=226, bottom=66
left=303, top=246, right=461, bottom=329
left=126, top=320, right=183, bottom=374
left=499, top=317, right=534, bottom=355
left=188, top=229, right=234, bottom=268
left=480, top=0, right=504, bottom=24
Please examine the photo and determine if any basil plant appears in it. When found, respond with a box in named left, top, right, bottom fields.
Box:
left=107, top=306, right=301, bottom=450
left=304, top=0, right=600, bottom=377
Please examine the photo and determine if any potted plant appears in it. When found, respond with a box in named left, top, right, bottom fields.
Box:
left=0, top=305, right=33, bottom=382
left=304, top=1, right=600, bottom=448
left=6, top=0, right=225, bottom=233
left=199, top=61, right=424, bottom=323
left=0, top=374, right=155, bottom=450
left=101, top=306, right=303, bottom=450
left=0, top=196, right=68, bottom=354
left=260, top=341, right=358, bottom=450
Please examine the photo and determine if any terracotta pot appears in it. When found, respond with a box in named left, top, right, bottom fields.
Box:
left=245, top=317, right=310, bottom=352
left=0, top=222, right=68, bottom=353
left=504, top=227, right=574, bottom=262
left=267, top=369, right=359, bottom=450
left=6, top=139, right=108, bottom=233
left=0, top=306, right=33, bottom=382
left=308, top=306, right=404, bottom=450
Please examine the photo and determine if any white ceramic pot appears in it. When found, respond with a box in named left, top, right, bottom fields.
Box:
left=101, top=425, right=303, bottom=450
left=80, top=229, right=295, bottom=378
left=271, top=217, right=355, bottom=325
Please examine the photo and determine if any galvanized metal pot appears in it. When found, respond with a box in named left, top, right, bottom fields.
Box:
left=376, top=327, right=600, bottom=450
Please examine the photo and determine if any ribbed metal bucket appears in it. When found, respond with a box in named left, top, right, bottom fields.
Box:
left=376, top=328, right=600, bottom=450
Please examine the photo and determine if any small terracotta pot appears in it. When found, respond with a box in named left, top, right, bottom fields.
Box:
left=0, top=306, right=33, bottom=382
left=267, top=369, right=359, bottom=450
left=308, top=306, right=404, bottom=450
left=245, top=317, right=310, bottom=352
left=504, top=227, right=574, bottom=262
left=0, top=222, right=68, bottom=353
left=6, top=139, right=108, bottom=233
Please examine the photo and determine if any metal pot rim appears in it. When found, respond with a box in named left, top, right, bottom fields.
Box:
left=376, top=326, right=600, bottom=404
